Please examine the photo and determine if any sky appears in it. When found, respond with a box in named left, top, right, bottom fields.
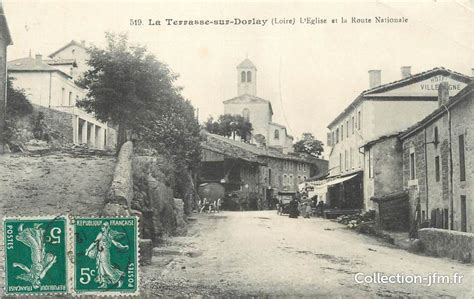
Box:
left=3, top=0, right=473, bottom=157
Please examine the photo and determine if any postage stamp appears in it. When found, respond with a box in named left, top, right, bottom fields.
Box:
left=3, top=216, right=68, bottom=296
left=72, top=217, right=139, bottom=295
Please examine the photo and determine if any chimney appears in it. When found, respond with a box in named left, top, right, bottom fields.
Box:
left=401, top=66, right=411, bottom=79
left=35, top=54, right=42, bottom=64
left=438, top=81, right=449, bottom=107
left=368, top=70, right=381, bottom=88
left=81, top=40, right=86, bottom=47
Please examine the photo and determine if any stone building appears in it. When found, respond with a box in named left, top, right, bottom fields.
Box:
left=0, top=2, right=12, bottom=153
left=199, top=132, right=327, bottom=210
left=399, top=82, right=473, bottom=233
left=7, top=41, right=116, bottom=149
left=362, top=134, right=403, bottom=202
left=223, top=59, right=293, bottom=153
left=323, top=67, right=471, bottom=210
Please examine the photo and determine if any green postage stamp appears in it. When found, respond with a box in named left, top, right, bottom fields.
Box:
left=3, top=216, right=68, bottom=295
left=73, top=217, right=139, bottom=295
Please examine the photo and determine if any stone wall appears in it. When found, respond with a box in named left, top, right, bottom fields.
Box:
left=34, top=104, right=74, bottom=143
left=103, top=141, right=133, bottom=216
left=418, top=228, right=473, bottom=263
left=132, top=155, right=190, bottom=244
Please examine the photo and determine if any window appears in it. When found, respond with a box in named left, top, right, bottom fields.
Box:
left=346, top=120, right=349, bottom=137
left=339, top=153, right=342, bottom=172
left=61, top=88, right=65, bottom=105
left=351, top=116, right=355, bottom=134
left=350, top=148, right=353, bottom=169
left=274, top=129, right=279, bottom=140
left=435, top=156, right=440, bottom=182
left=410, top=152, right=416, bottom=180
left=283, top=174, right=287, bottom=186
left=289, top=175, right=293, bottom=186
left=433, top=126, right=439, bottom=146
left=341, top=125, right=344, bottom=141
left=68, top=92, right=73, bottom=106
left=332, top=131, right=335, bottom=145
left=345, top=150, right=348, bottom=171
left=358, top=111, right=361, bottom=130
left=268, top=169, right=272, bottom=185
left=242, top=108, right=250, bottom=121
left=368, top=149, right=374, bottom=178
left=241, top=71, right=246, bottom=82
left=247, top=71, right=252, bottom=82
left=459, top=134, right=465, bottom=181
left=336, top=128, right=339, bottom=143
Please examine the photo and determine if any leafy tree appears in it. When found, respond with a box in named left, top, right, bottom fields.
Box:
left=293, top=133, right=324, bottom=158
left=1, top=78, right=34, bottom=144
left=204, top=114, right=253, bottom=142
left=78, top=33, right=201, bottom=171
left=6, top=77, right=33, bottom=118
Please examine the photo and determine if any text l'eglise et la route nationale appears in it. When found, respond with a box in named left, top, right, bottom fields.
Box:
left=129, top=16, right=408, bottom=27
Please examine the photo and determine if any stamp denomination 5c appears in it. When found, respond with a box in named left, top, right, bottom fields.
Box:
left=3, top=216, right=68, bottom=296
left=73, top=217, right=139, bottom=295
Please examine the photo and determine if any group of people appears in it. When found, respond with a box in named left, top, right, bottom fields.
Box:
left=198, top=198, right=221, bottom=213
left=287, top=192, right=327, bottom=219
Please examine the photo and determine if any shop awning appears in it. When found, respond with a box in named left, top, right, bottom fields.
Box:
left=306, top=173, right=358, bottom=195
left=324, top=173, right=358, bottom=187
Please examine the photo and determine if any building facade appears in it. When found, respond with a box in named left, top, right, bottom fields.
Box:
left=362, top=135, right=404, bottom=208
left=0, top=2, right=12, bottom=152
left=8, top=50, right=115, bottom=149
left=48, top=40, right=89, bottom=81
left=325, top=67, right=471, bottom=210
left=199, top=132, right=326, bottom=209
left=400, top=82, right=473, bottom=233
left=223, top=59, right=294, bottom=153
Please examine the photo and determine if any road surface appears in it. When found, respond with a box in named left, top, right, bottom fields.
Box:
left=142, top=211, right=473, bottom=297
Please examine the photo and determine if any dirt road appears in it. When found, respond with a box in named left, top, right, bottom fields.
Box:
left=143, top=211, right=473, bottom=297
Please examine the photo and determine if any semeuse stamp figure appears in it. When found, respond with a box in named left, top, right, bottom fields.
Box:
left=73, top=217, right=139, bottom=295
left=3, top=216, right=68, bottom=295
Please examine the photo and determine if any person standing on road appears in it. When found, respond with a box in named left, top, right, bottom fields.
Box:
left=289, top=197, right=299, bottom=218
left=216, top=198, right=221, bottom=213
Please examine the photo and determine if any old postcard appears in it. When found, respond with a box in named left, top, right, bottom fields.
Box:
left=0, top=0, right=472, bottom=297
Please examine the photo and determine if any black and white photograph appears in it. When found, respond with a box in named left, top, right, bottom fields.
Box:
left=0, top=0, right=473, bottom=297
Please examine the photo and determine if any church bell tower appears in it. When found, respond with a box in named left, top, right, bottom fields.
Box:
left=237, top=58, right=257, bottom=96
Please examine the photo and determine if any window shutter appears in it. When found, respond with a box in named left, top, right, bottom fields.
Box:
left=327, top=132, right=333, bottom=146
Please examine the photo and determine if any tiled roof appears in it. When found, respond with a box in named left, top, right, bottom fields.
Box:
left=202, top=132, right=319, bottom=164
left=8, top=57, right=72, bottom=78
left=327, top=67, right=472, bottom=128
left=44, top=58, right=77, bottom=67
left=0, top=2, right=13, bottom=45
left=237, top=58, right=256, bottom=69
left=399, top=81, right=473, bottom=140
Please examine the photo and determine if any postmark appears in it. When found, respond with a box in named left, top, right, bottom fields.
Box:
left=73, top=217, right=139, bottom=295
left=3, top=216, right=68, bottom=296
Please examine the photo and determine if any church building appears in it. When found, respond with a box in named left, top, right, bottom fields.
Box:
left=223, top=58, right=294, bottom=153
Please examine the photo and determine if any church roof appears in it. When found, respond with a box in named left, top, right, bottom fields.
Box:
left=237, top=58, right=256, bottom=69
left=0, top=2, right=13, bottom=46
left=223, top=94, right=273, bottom=115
